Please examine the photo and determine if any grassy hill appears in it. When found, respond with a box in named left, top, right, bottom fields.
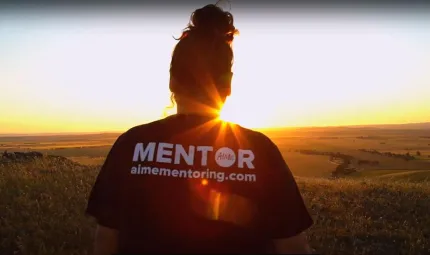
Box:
left=350, top=169, right=430, bottom=183
left=1, top=125, right=429, bottom=254
left=1, top=159, right=429, bottom=255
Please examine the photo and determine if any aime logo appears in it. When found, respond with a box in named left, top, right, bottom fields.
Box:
left=215, top=147, right=236, bottom=168
left=132, top=142, right=255, bottom=169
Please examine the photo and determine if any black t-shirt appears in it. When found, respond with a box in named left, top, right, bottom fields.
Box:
left=86, top=114, right=313, bottom=253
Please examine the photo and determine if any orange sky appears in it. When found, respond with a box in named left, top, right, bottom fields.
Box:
left=1, top=8, right=429, bottom=134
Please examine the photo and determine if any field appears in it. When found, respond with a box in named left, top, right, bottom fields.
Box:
left=1, top=125, right=430, bottom=254
left=265, top=126, right=430, bottom=179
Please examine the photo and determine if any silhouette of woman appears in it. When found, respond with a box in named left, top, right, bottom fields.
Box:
left=86, top=3, right=313, bottom=254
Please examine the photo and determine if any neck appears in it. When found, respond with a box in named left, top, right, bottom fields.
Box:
left=176, top=103, right=221, bottom=118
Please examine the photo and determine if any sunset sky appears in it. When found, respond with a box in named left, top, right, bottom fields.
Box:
left=1, top=5, right=429, bottom=134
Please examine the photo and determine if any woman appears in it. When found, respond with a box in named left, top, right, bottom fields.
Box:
left=86, top=4, right=313, bottom=254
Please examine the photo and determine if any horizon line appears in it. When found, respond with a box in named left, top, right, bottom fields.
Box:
left=1, top=121, right=429, bottom=137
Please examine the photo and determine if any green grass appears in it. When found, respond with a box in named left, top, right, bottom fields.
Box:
left=1, top=160, right=429, bottom=255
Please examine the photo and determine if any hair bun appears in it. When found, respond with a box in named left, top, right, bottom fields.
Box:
left=188, top=4, right=238, bottom=42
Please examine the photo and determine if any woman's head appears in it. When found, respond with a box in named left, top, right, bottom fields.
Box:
left=169, top=4, right=238, bottom=113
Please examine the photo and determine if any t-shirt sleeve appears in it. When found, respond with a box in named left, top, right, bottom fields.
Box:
left=85, top=134, right=126, bottom=229
left=260, top=137, right=314, bottom=239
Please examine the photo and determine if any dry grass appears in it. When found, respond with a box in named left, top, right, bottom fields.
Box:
left=67, top=156, right=106, bottom=166
left=1, top=129, right=429, bottom=254
left=282, top=152, right=336, bottom=177
left=299, top=177, right=430, bottom=254
left=351, top=169, right=430, bottom=183
left=1, top=160, right=429, bottom=255
left=0, top=160, right=96, bottom=255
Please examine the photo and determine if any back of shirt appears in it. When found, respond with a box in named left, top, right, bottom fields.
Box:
left=86, top=114, right=313, bottom=253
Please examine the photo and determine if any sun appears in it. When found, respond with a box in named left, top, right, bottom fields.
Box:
left=219, top=96, right=269, bottom=129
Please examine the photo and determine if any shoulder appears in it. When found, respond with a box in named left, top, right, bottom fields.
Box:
left=128, top=116, right=174, bottom=135
left=115, top=116, right=175, bottom=143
